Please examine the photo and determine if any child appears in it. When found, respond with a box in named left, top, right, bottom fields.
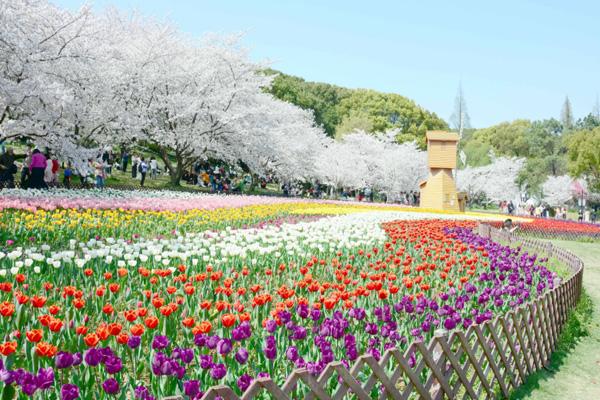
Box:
left=95, top=160, right=105, bottom=189
left=63, top=163, right=73, bottom=189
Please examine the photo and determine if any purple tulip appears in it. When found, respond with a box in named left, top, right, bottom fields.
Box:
left=84, top=348, right=102, bottom=367
left=210, top=363, right=227, bottom=380
left=206, top=335, right=219, bottom=350
left=235, top=347, right=249, bottom=364
left=173, top=348, right=194, bottom=364
left=61, top=384, right=80, bottom=400
left=134, top=386, right=151, bottom=399
left=36, top=367, right=54, bottom=390
left=286, top=346, right=299, bottom=362
left=310, top=308, right=322, bottom=321
left=127, top=335, right=141, bottom=349
left=102, top=378, right=120, bottom=395
left=216, top=339, right=232, bottom=355
left=194, top=334, right=207, bottom=347
left=265, top=319, right=277, bottom=333
left=71, top=352, right=83, bottom=367
left=105, top=357, right=123, bottom=374
left=444, top=317, right=457, bottom=330
left=200, top=354, right=214, bottom=369
left=55, top=352, right=74, bottom=369
left=237, top=374, right=253, bottom=392
left=151, top=335, right=169, bottom=350
left=365, top=323, right=378, bottom=335
left=183, top=380, right=200, bottom=397
left=98, top=347, right=115, bottom=363
left=297, top=304, right=309, bottom=318
left=263, top=336, right=277, bottom=360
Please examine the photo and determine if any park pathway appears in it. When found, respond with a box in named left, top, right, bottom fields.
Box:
left=514, top=240, right=600, bottom=400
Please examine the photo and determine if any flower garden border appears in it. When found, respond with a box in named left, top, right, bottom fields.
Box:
left=164, top=223, right=584, bottom=400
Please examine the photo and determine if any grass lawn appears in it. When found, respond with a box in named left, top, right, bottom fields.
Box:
left=105, top=168, right=283, bottom=195
left=510, top=240, right=600, bottom=399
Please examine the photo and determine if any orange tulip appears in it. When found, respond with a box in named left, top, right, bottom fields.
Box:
left=48, top=318, right=63, bottom=332
left=192, top=320, right=212, bottom=334
left=31, top=295, right=47, bottom=308
left=108, top=323, right=122, bottom=336
left=0, top=301, right=15, bottom=317
left=221, top=313, right=236, bottom=328
left=84, top=333, right=100, bottom=347
left=116, top=333, right=129, bottom=345
left=72, top=298, right=85, bottom=309
left=0, top=341, right=17, bottom=356
left=75, top=326, right=88, bottom=335
left=144, top=316, right=159, bottom=329
left=26, top=329, right=43, bottom=343
left=36, top=341, right=57, bottom=357
left=182, top=317, right=195, bottom=328
left=130, top=324, right=145, bottom=336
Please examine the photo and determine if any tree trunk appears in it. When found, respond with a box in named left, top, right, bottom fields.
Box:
left=157, top=145, right=183, bottom=186
left=249, top=173, right=259, bottom=191
left=169, top=168, right=182, bottom=186
left=169, top=154, right=186, bottom=186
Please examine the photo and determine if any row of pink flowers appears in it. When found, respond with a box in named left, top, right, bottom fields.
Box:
left=0, top=189, right=413, bottom=212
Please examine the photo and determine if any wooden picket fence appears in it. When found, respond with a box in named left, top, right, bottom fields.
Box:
left=165, top=223, right=584, bottom=400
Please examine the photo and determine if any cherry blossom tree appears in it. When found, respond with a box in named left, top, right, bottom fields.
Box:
left=0, top=1, right=96, bottom=149
left=457, top=157, right=525, bottom=203
left=541, top=175, right=574, bottom=206
left=104, top=14, right=323, bottom=185
left=314, top=130, right=427, bottom=199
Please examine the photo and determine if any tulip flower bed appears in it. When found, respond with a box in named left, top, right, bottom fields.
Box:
left=0, top=189, right=520, bottom=249
left=0, top=208, right=557, bottom=400
left=489, top=217, right=600, bottom=240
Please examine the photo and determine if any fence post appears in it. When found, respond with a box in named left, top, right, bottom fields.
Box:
left=478, top=223, right=491, bottom=238
left=429, top=329, right=449, bottom=399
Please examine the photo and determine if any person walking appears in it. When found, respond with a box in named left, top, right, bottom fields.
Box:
left=150, top=157, right=158, bottom=179
left=131, top=155, right=138, bottom=179
left=139, top=157, right=148, bottom=187
left=44, top=154, right=54, bottom=187
left=0, top=148, right=17, bottom=188
left=20, top=153, right=31, bottom=189
left=95, top=160, right=106, bottom=189
left=121, top=151, right=129, bottom=173
left=63, top=163, right=73, bottom=189
left=28, top=149, right=47, bottom=189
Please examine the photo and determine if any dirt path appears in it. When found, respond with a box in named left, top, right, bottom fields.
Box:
left=514, top=240, right=600, bottom=400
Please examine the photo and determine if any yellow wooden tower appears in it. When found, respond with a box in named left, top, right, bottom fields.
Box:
left=419, top=131, right=466, bottom=212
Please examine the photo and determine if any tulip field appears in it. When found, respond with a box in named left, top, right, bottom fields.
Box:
left=0, top=189, right=583, bottom=399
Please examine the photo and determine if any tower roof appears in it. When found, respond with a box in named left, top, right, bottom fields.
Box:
left=426, top=131, right=459, bottom=141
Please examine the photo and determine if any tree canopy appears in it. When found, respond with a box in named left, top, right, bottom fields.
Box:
left=266, top=71, right=448, bottom=145
left=566, top=127, right=600, bottom=192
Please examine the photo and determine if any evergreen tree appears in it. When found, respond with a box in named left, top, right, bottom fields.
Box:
left=450, top=82, right=471, bottom=137
left=561, top=96, right=574, bottom=130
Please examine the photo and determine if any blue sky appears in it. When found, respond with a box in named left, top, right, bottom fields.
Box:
left=54, top=0, right=600, bottom=128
